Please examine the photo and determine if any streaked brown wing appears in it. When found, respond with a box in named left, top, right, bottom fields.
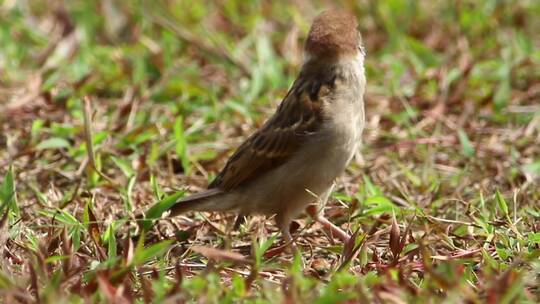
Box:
left=208, top=76, right=326, bottom=191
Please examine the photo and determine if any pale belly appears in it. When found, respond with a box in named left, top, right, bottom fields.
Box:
left=235, top=113, right=362, bottom=217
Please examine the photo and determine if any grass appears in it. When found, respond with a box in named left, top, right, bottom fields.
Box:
left=1, top=0, right=539, bottom=302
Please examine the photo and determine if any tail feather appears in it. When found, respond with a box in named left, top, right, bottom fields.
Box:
left=169, top=188, right=226, bottom=216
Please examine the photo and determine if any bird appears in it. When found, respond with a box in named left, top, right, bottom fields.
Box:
left=167, top=9, right=366, bottom=248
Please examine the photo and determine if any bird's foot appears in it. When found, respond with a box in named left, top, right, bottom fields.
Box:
left=306, top=205, right=350, bottom=243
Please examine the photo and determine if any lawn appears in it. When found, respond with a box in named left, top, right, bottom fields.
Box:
left=1, top=0, right=539, bottom=302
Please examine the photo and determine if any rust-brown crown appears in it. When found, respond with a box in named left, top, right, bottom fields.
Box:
left=305, top=10, right=360, bottom=58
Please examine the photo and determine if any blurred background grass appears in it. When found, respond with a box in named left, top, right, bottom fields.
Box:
left=1, top=0, right=539, bottom=302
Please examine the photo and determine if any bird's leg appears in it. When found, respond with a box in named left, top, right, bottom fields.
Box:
left=282, top=225, right=299, bottom=253
left=306, top=204, right=350, bottom=243
left=276, top=215, right=298, bottom=253
left=306, top=187, right=351, bottom=243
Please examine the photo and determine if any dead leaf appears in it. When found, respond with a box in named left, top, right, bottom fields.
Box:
left=191, top=246, right=251, bottom=265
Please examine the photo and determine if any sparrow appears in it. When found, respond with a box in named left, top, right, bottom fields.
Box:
left=167, top=9, right=366, bottom=247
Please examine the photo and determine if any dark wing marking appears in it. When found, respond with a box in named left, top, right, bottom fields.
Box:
left=208, top=76, right=328, bottom=191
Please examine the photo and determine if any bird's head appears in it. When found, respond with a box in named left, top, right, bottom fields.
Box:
left=305, top=10, right=364, bottom=60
